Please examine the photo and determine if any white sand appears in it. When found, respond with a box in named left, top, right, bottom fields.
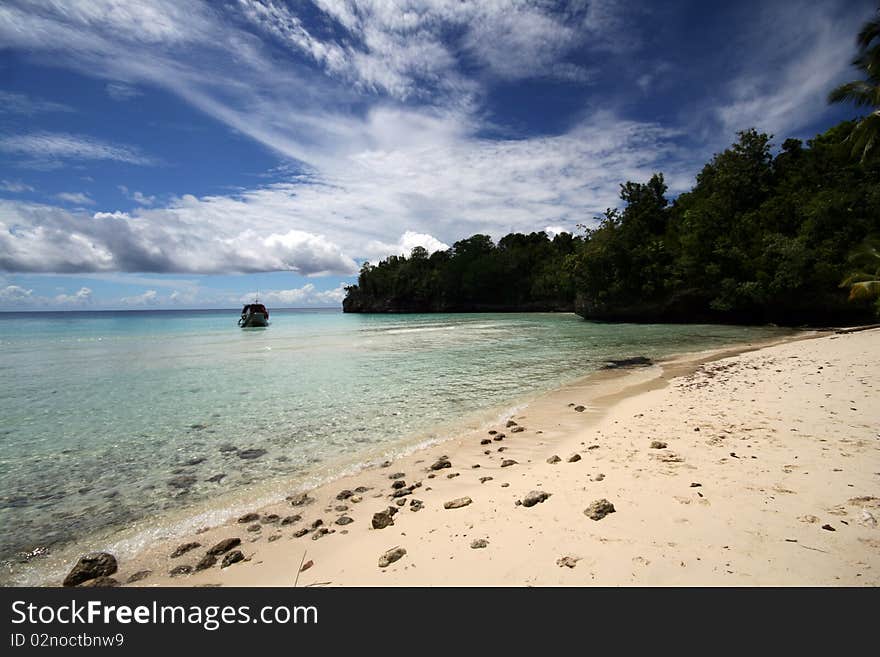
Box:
left=122, top=328, right=879, bottom=586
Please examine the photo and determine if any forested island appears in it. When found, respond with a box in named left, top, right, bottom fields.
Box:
left=344, top=17, right=880, bottom=325
left=343, top=121, right=879, bottom=324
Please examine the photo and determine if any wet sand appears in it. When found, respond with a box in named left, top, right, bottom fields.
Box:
left=99, top=327, right=880, bottom=586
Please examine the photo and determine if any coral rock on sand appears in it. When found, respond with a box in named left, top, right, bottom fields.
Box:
left=501, top=459, right=517, bottom=468
left=574, top=405, right=586, bottom=412
left=80, top=576, right=118, bottom=587
left=481, top=439, right=492, bottom=445
left=510, top=426, right=525, bottom=433
left=372, top=509, right=396, bottom=529
left=238, top=513, right=259, bottom=523
left=169, top=565, right=192, bottom=577
left=63, top=552, right=118, bottom=587
left=650, top=440, right=667, bottom=449
left=547, top=455, right=561, bottom=464
left=300, top=560, right=313, bottom=572
left=392, top=480, right=407, bottom=489
left=336, top=489, right=353, bottom=500
left=281, top=514, right=301, bottom=525
left=379, top=547, right=406, bottom=568
left=389, top=472, right=406, bottom=479
left=567, top=454, right=581, bottom=463
left=195, top=553, right=218, bottom=571
left=221, top=550, right=244, bottom=567
left=584, top=499, right=616, bottom=521
left=287, top=492, right=315, bottom=507
left=335, top=516, right=353, bottom=526
left=293, top=528, right=309, bottom=538
left=471, top=539, right=489, bottom=549
left=126, top=570, right=152, bottom=583
left=557, top=556, right=579, bottom=568
left=521, top=491, right=551, bottom=507
left=430, top=458, right=452, bottom=470
left=444, top=497, right=472, bottom=509
left=506, top=420, right=518, bottom=428
left=207, top=538, right=241, bottom=555
left=170, top=542, right=201, bottom=558
left=480, top=476, right=494, bottom=483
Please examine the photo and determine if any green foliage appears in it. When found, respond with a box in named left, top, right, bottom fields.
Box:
left=344, top=121, right=880, bottom=324
left=343, top=231, right=581, bottom=312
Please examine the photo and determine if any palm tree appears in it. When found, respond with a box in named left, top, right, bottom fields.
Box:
left=840, top=240, right=880, bottom=311
left=828, top=8, right=880, bottom=161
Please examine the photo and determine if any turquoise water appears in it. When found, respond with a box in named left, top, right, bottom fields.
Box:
left=0, top=309, right=789, bottom=583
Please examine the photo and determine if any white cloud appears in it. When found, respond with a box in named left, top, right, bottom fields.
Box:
left=0, top=90, right=73, bottom=114
left=362, top=231, right=449, bottom=262
left=0, top=132, right=155, bottom=167
left=0, top=179, right=34, bottom=193
left=55, top=192, right=95, bottom=205
left=0, top=284, right=34, bottom=303
left=241, top=283, right=347, bottom=307
left=120, top=289, right=159, bottom=305
left=118, top=185, right=155, bottom=205
left=105, top=82, right=143, bottom=101
left=713, top=0, right=868, bottom=139
left=54, top=286, right=92, bottom=305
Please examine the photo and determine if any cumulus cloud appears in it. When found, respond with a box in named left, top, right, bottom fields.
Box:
left=54, top=286, right=93, bottom=305
left=120, top=289, right=159, bottom=305
left=0, top=284, right=35, bottom=303
left=118, top=185, right=155, bottom=205
left=362, top=231, right=450, bottom=262
left=241, top=283, right=347, bottom=307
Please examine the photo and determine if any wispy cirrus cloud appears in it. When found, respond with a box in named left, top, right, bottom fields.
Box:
left=0, top=179, right=35, bottom=193
left=0, top=90, right=73, bottom=115
left=0, top=132, right=156, bottom=168
left=55, top=192, right=94, bottom=205
left=0, top=0, right=872, bottom=287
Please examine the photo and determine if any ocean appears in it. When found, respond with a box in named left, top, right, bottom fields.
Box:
left=0, top=309, right=790, bottom=584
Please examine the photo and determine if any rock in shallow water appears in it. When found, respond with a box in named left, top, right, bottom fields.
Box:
left=237, top=512, right=259, bottom=524
left=63, top=552, right=118, bottom=587
left=238, top=448, right=267, bottom=460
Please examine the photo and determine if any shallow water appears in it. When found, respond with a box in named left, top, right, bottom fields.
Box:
left=0, top=309, right=789, bottom=583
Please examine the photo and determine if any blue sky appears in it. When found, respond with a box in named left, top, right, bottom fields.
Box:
left=0, top=0, right=874, bottom=309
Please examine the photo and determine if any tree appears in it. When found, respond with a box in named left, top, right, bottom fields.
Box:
left=828, top=6, right=880, bottom=161
left=840, top=240, right=880, bottom=311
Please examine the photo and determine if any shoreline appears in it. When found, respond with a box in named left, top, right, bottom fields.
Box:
left=24, top=326, right=880, bottom=587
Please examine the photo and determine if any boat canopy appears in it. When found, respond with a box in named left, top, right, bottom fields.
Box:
left=241, top=303, right=269, bottom=318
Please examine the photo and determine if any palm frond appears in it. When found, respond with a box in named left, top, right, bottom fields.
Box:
left=828, top=80, right=875, bottom=106
left=856, top=15, right=880, bottom=50
left=847, top=280, right=880, bottom=302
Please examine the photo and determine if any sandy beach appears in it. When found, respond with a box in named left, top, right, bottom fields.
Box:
left=102, top=327, right=880, bottom=587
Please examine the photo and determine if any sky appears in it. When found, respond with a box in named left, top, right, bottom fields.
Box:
left=0, top=0, right=875, bottom=310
